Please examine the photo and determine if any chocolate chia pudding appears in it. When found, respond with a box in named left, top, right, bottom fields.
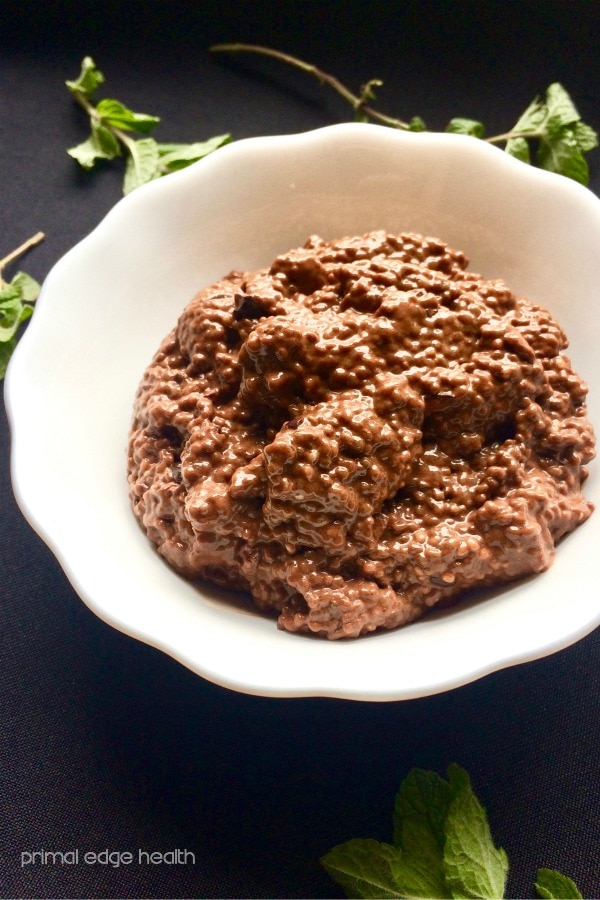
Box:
left=128, top=231, right=595, bottom=639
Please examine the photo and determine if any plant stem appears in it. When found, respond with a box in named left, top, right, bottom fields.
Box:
left=486, top=129, right=543, bottom=145
left=72, top=90, right=138, bottom=152
left=210, top=42, right=412, bottom=129
left=0, top=232, right=45, bottom=288
left=211, top=43, right=551, bottom=147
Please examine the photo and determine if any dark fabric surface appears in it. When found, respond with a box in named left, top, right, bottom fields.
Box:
left=1, top=2, right=600, bottom=897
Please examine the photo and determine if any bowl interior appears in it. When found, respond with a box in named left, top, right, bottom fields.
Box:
left=6, top=123, right=600, bottom=700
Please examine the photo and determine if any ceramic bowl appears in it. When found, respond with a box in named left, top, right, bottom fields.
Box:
left=6, top=123, right=599, bottom=700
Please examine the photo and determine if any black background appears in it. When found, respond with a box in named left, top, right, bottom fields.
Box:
left=1, top=2, right=600, bottom=897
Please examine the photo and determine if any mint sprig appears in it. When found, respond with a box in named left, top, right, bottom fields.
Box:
left=211, top=44, right=597, bottom=184
left=488, top=82, right=598, bottom=184
left=321, top=765, right=583, bottom=899
left=66, top=57, right=231, bottom=194
left=0, top=232, right=44, bottom=379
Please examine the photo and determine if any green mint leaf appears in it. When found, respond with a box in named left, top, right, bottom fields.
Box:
left=392, top=854, right=451, bottom=899
left=92, top=120, right=121, bottom=157
left=391, top=768, right=455, bottom=897
left=545, top=83, right=581, bottom=129
left=19, top=304, right=34, bottom=323
left=10, top=271, right=41, bottom=303
left=96, top=98, right=160, bottom=134
left=510, top=95, right=547, bottom=134
left=443, top=765, right=508, bottom=899
left=0, top=337, right=16, bottom=378
left=393, top=768, right=453, bottom=854
left=571, top=120, right=599, bottom=153
left=446, top=118, right=485, bottom=138
left=0, top=284, right=22, bottom=305
left=0, top=290, right=30, bottom=342
left=409, top=116, right=427, bottom=132
left=66, top=56, right=104, bottom=99
left=504, top=136, right=531, bottom=163
left=321, top=839, right=404, bottom=899
left=156, top=134, right=231, bottom=170
left=67, top=135, right=112, bottom=169
left=67, top=120, right=122, bottom=170
left=123, top=137, right=160, bottom=194
left=536, top=132, right=590, bottom=184
left=535, top=868, right=583, bottom=899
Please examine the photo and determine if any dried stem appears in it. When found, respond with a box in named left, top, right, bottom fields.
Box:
left=0, top=232, right=45, bottom=288
left=210, top=42, right=412, bottom=130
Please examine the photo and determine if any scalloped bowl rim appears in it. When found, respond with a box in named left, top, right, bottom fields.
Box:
left=5, top=123, right=600, bottom=700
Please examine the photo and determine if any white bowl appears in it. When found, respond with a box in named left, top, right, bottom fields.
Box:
left=5, top=123, right=600, bottom=700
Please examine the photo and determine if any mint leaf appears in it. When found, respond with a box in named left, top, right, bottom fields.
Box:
left=545, top=82, right=581, bottom=129
left=536, top=132, right=590, bottom=185
left=92, top=120, right=122, bottom=157
left=0, top=284, right=22, bottom=305
left=0, top=288, right=24, bottom=341
left=123, top=137, right=160, bottom=194
left=0, top=337, right=16, bottom=379
left=67, top=119, right=122, bottom=169
left=18, top=303, right=34, bottom=324
left=535, top=869, right=583, bottom=899
left=67, top=135, right=105, bottom=169
left=443, top=765, right=508, bottom=899
left=446, top=118, right=485, bottom=138
left=10, top=271, right=41, bottom=302
left=505, top=136, right=531, bottom=163
left=394, top=851, right=450, bottom=900
left=408, top=116, right=427, bottom=132
left=392, top=855, right=450, bottom=899
left=394, top=854, right=450, bottom=900
left=66, top=55, right=104, bottom=99
left=0, top=281, right=36, bottom=341
left=96, top=98, right=160, bottom=134
left=572, top=120, right=599, bottom=153
left=321, top=839, right=404, bottom=899
left=390, top=768, right=457, bottom=898
left=321, top=835, right=451, bottom=900
left=509, top=95, right=547, bottom=134
left=156, top=134, right=232, bottom=171
left=394, top=768, right=453, bottom=855
left=67, top=133, right=118, bottom=169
